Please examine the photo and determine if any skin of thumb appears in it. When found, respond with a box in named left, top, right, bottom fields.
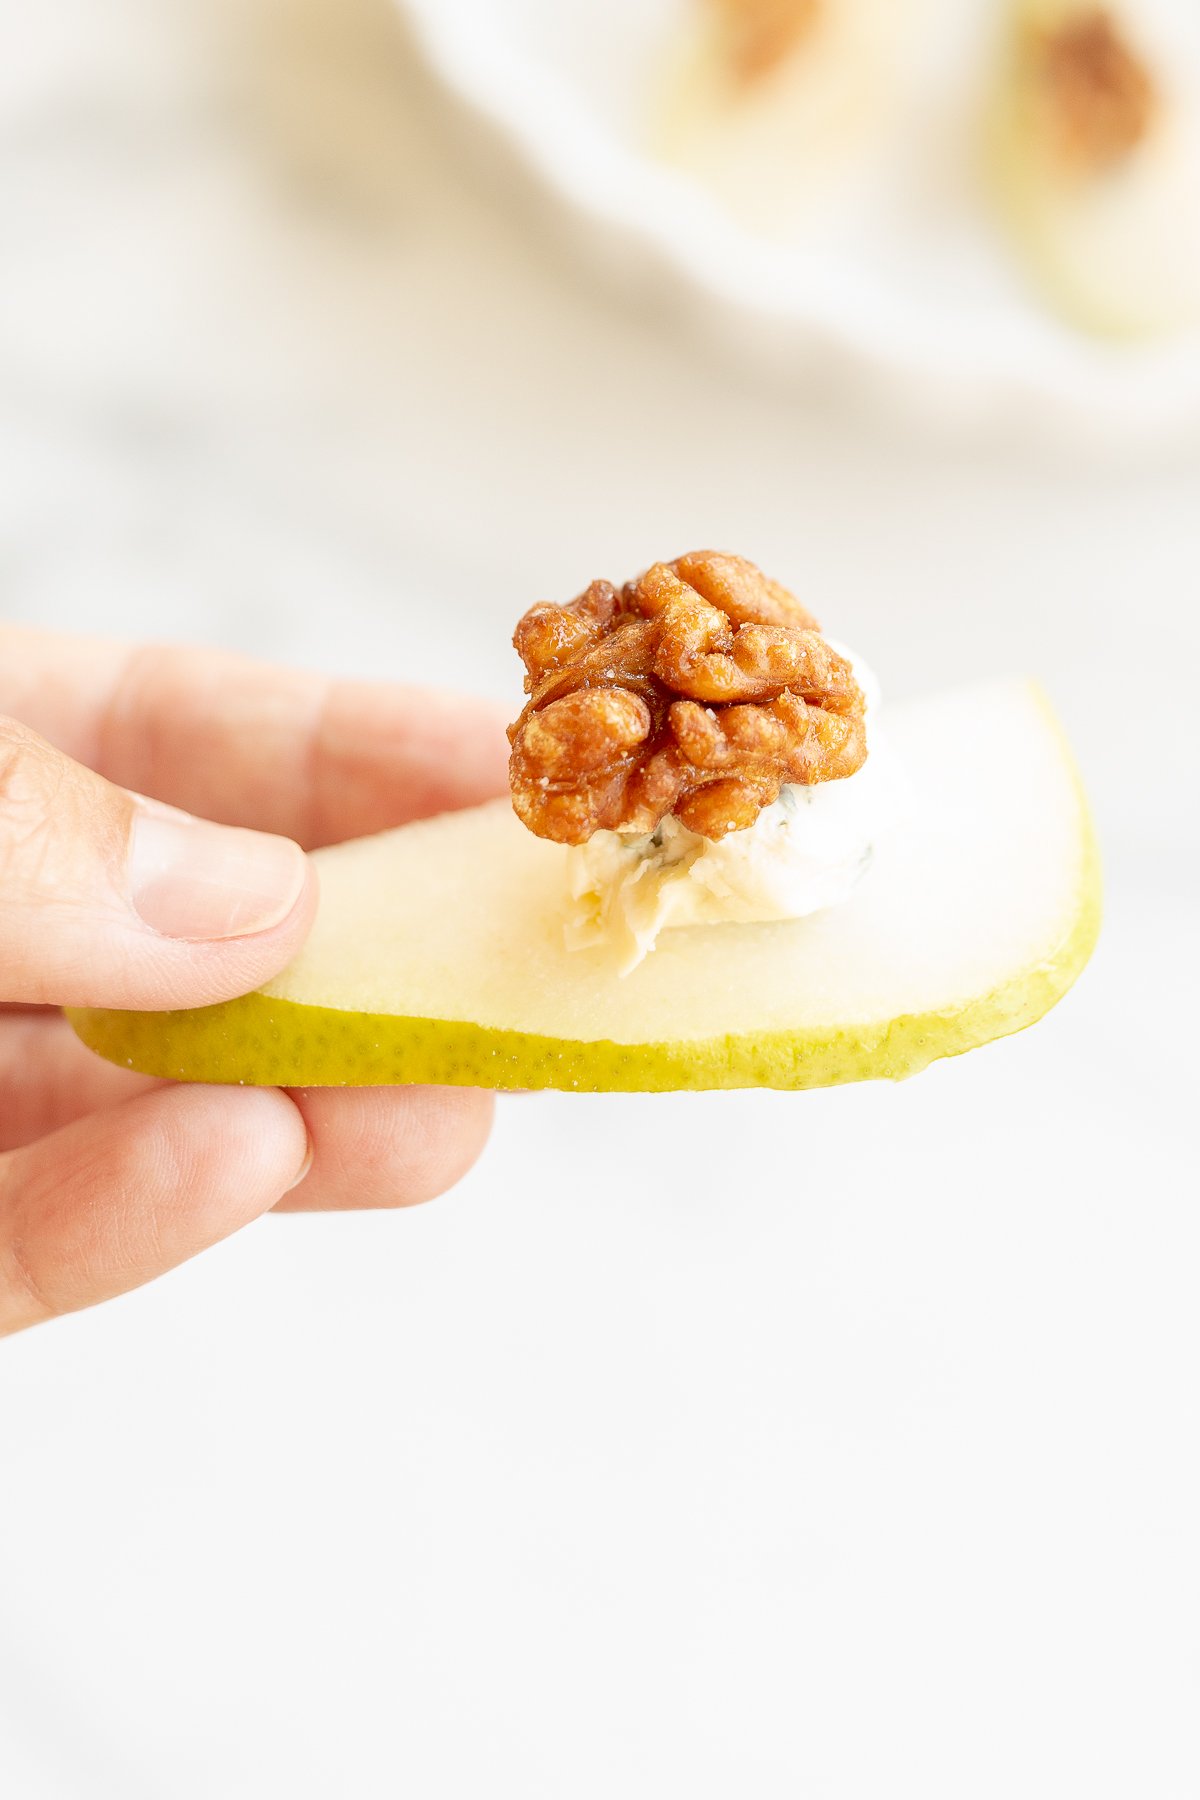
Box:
left=0, top=716, right=316, bottom=1010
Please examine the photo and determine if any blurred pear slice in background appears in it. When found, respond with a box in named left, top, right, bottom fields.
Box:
left=660, top=0, right=944, bottom=233
left=989, top=0, right=1200, bottom=335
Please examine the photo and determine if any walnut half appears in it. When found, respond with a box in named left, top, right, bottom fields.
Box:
left=508, top=551, right=867, bottom=846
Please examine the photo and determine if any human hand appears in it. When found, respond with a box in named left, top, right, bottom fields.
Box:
left=0, top=625, right=508, bottom=1336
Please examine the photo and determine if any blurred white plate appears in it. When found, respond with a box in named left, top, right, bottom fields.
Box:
left=394, top=0, right=1200, bottom=442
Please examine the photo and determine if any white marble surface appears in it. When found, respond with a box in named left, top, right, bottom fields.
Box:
left=1, top=3, right=1198, bottom=1796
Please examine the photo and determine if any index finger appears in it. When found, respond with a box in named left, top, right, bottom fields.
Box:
left=0, top=625, right=511, bottom=849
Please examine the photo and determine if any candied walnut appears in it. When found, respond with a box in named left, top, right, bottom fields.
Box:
left=508, top=551, right=866, bottom=845
left=641, top=551, right=819, bottom=634
left=713, top=0, right=820, bottom=86
left=510, top=686, right=653, bottom=845
left=513, top=580, right=619, bottom=678
left=670, top=690, right=865, bottom=785
left=1033, top=8, right=1155, bottom=171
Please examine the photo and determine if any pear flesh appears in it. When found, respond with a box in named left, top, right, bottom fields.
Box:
left=69, top=681, right=1099, bottom=1092
left=989, top=0, right=1200, bottom=335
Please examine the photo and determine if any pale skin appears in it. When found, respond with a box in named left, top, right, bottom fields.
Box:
left=0, top=625, right=510, bottom=1337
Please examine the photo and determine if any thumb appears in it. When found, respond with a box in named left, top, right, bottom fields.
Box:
left=0, top=715, right=315, bottom=1009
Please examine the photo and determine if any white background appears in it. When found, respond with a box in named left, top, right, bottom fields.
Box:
left=1, top=2, right=1197, bottom=1795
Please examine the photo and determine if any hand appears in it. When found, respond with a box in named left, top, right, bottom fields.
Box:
left=0, top=624, right=508, bottom=1336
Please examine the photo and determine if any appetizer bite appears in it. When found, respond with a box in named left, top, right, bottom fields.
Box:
left=508, top=552, right=879, bottom=973
left=660, top=0, right=1200, bottom=339
left=659, top=0, right=928, bottom=234
left=70, top=554, right=1099, bottom=1091
left=989, top=0, right=1200, bottom=335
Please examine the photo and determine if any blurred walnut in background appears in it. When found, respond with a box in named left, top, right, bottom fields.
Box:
left=714, top=0, right=821, bottom=85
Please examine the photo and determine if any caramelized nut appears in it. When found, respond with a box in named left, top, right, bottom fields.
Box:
left=508, top=551, right=867, bottom=845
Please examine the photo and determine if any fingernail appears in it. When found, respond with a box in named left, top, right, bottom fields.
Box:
left=130, top=804, right=308, bottom=942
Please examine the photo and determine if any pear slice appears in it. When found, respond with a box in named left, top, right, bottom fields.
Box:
left=659, top=0, right=941, bottom=236
left=68, top=681, right=1098, bottom=1093
left=989, top=0, right=1200, bottom=335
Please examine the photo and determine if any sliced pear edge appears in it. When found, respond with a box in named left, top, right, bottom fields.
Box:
left=68, top=697, right=1100, bottom=1094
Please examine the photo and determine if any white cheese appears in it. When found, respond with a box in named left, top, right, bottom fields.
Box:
left=565, top=646, right=894, bottom=973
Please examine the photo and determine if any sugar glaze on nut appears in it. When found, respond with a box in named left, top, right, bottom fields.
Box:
left=508, top=551, right=868, bottom=847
